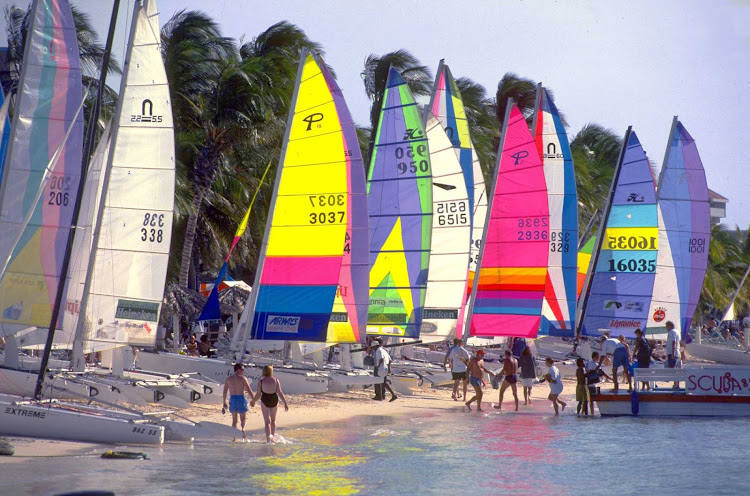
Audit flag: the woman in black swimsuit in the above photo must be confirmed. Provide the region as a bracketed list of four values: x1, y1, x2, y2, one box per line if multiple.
[251, 365, 289, 443]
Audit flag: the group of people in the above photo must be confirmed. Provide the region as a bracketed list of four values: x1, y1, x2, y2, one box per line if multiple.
[442, 338, 568, 415]
[222, 363, 289, 443]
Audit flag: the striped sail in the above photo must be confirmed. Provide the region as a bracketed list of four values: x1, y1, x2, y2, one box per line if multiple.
[248, 53, 352, 342]
[468, 102, 549, 338]
[579, 129, 657, 338]
[322, 57, 369, 344]
[427, 61, 488, 339]
[419, 114, 471, 342]
[533, 86, 578, 336]
[367, 68, 433, 338]
[0, 89, 10, 182]
[71, 0, 174, 350]
[577, 236, 596, 299]
[645, 119, 710, 338]
[0, 0, 83, 338]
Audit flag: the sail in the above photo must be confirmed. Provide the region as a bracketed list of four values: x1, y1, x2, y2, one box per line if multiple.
[427, 61, 488, 339]
[579, 130, 657, 338]
[533, 86, 578, 337]
[322, 58, 369, 345]
[367, 67, 432, 338]
[419, 114, 471, 342]
[72, 0, 174, 350]
[577, 236, 596, 299]
[0, 0, 83, 338]
[247, 53, 352, 342]
[645, 119, 710, 337]
[0, 89, 10, 183]
[468, 102, 549, 339]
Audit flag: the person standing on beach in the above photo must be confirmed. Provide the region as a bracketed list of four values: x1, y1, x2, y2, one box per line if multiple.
[575, 358, 589, 416]
[251, 365, 289, 443]
[598, 335, 631, 392]
[372, 339, 398, 401]
[518, 347, 537, 405]
[666, 321, 680, 389]
[494, 350, 520, 411]
[444, 338, 470, 401]
[222, 363, 254, 442]
[465, 350, 494, 412]
[544, 357, 567, 415]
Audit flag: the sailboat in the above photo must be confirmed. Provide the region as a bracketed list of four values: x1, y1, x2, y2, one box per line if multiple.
[427, 61, 488, 342]
[366, 67, 433, 339]
[576, 128, 658, 338]
[467, 100, 549, 339]
[0, 0, 164, 445]
[645, 118, 710, 338]
[532, 85, 579, 337]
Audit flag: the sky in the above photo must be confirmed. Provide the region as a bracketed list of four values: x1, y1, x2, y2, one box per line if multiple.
[3, 0, 750, 227]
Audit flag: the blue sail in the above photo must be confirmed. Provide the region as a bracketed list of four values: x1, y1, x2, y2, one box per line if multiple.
[0, 89, 9, 183]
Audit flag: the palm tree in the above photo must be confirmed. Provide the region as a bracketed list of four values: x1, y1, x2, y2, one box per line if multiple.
[494, 72, 538, 127]
[361, 49, 432, 161]
[455, 76, 499, 184]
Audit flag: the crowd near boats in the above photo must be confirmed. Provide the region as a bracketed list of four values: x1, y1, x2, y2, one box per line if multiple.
[1, 0, 749, 447]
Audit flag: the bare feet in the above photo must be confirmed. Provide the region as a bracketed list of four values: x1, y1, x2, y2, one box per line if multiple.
[477, 408, 484, 412]
[561, 403, 567, 412]
[493, 404, 502, 410]
[465, 401, 472, 412]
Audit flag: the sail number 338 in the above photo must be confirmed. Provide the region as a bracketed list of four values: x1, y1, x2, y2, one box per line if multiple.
[141, 213, 164, 243]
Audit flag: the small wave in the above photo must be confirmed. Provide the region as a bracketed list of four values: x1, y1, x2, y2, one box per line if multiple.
[370, 428, 403, 437]
[270, 434, 293, 445]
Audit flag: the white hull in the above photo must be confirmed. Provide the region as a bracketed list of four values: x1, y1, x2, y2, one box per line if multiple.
[135, 351, 330, 394]
[596, 391, 750, 417]
[686, 343, 750, 365]
[0, 394, 164, 444]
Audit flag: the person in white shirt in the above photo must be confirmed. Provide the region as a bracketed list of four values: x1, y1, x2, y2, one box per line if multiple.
[372, 339, 397, 402]
[544, 357, 567, 415]
[444, 338, 470, 401]
[598, 335, 631, 392]
[665, 321, 681, 390]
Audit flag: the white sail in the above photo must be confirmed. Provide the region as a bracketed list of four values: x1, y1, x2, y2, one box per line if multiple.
[645, 204, 680, 339]
[420, 115, 471, 342]
[72, 0, 174, 359]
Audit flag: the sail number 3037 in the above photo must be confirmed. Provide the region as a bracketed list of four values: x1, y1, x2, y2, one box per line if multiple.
[308, 194, 345, 224]
[141, 213, 164, 243]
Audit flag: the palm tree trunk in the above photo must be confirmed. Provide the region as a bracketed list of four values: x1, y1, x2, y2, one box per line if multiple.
[178, 187, 206, 287]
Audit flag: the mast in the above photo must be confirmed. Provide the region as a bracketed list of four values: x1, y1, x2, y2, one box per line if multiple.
[573, 127, 632, 339]
[464, 99, 513, 335]
[722, 264, 750, 322]
[578, 209, 599, 249]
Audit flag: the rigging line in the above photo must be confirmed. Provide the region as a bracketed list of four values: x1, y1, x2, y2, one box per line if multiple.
[0, 87, 90, 282]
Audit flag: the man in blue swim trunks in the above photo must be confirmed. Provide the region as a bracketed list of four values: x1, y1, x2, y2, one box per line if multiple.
[465, 350, 494, 412]
[598, 335, 631, 393]
[222, 363, 255, 441]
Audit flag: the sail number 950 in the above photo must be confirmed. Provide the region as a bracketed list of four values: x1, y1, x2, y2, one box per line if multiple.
[308, 194, 345, 224]
[394, 144, 429, 175]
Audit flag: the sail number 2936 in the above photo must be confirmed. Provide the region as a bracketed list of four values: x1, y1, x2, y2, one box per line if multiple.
[141, 213, 164, 243]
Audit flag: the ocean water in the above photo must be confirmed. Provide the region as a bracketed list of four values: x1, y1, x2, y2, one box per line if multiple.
[2, 406, 750, 496]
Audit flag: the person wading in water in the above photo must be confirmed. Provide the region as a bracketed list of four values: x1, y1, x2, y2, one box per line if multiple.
[494, 349, 520, 411]
[222, 363, 254, 442]
[251, 365, 289, 443]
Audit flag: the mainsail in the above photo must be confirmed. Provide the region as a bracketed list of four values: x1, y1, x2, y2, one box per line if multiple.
[367, 68, 433, 338]
[577, 236, 596, 299]
[70, 0, 174, 359]
[645, 119, 710, 337]
[420, 113, 471, 342]
[467, 102, 549, 339]
[577, 129, 657, 338]
[427, 61, 488, 339]
[247, 52, 355, 343]
[533, 85, 578, 337]
[0, 89, 10, 182]
[0, 0, 83, 338]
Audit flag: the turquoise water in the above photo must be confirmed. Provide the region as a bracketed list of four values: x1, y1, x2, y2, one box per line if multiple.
[3, 408, 750, 495]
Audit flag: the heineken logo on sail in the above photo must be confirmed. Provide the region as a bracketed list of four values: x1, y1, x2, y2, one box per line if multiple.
[114, 299, 159, 322]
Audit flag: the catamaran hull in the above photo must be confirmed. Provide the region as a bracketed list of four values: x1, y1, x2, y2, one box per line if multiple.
[135, 351, 330, 394]
[0, 395, 164, 444]
[595, 392, 750, 417]
[686, 343, 750, 365]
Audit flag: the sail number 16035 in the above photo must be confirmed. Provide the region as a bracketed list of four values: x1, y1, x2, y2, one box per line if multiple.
[141, 213, 164, 243]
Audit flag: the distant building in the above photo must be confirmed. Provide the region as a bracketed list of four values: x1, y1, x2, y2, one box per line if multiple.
[709, 189, 728, 225]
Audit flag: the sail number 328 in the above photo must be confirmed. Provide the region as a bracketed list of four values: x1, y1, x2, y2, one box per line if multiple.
[141, 213, 164, 243]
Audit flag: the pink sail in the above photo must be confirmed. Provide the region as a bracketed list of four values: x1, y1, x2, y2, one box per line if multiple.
[467, 102, 549, 338]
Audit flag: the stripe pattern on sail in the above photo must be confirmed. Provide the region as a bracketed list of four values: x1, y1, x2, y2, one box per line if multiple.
[250, 54, 349, 342]
[469, 103, 549, 338]
[367, 68, 432, 338]
[582, 131, 657, 338]
[646, 120, 710, 337]
[0, 89, 10, 183]
[0, 0, 83, 337]
[534, 87, 578, 337]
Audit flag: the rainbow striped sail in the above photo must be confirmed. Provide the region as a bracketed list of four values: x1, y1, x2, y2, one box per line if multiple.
[323, 58, 368, 345]
[0, 0, 82, 338]
[577, 236, 596, 299]
[578, 129, 658, 338]
[428, 61, 488, 339]
[367, 68, 432, 338]
[645, 119, 710, 338]
[0, 89, 10, 183]
[468, 102, 549, 339]
[248, 52, 356, 342]
[533, 85, 578, 337]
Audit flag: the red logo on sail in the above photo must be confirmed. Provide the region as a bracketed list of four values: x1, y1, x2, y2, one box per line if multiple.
[653, 308, 666, 323]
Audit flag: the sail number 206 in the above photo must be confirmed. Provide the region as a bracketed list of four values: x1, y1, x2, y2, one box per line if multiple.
[141, 213, 164, 243]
